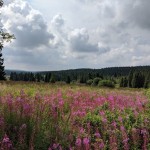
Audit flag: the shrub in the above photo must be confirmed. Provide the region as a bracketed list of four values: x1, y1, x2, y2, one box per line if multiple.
[86, 79, 93, 85]
[98, 80, 115, 88]
[91, 78, 101, 86]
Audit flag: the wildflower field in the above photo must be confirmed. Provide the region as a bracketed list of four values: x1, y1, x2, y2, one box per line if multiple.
[0, 82, 150, 150]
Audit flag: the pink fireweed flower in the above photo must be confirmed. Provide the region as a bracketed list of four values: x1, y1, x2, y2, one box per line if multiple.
[59, 100, 64, 105]
[7, 95, 13, 109]
[144, 118, 149, 124]
[120, 126, 125, 131]
[108, 95, 114, 102]
[80, 127, 85, 134]
[83, 137, 90, 150]
[118, 116, 123, 122]
[122, 138, 129, 143]
[59, 145, 62, 150]
[1, 134, 13, 149]
[141, 129, 147, 135]
[52, 143, 59, 149]
[75, 137, 82, 147]
[141, 129, 149, 150]
[99, 141, 105, 149]
[134, 110, 139, 117]
[99, 111, 105, 116]
[102, 117, 107, 123]
[94, 132, 101, 138]
[83, 137, 90, 145]
[111, 121, 117, 128]
[23, 103, 32, 115]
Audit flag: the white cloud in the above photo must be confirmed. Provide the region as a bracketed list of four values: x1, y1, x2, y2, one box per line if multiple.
[1, 0, 150, 71]
[2, 0, 54, 49]
[51, 14, 64, 28]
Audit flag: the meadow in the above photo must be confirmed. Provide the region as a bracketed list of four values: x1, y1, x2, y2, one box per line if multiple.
[0, 82, 150, 150]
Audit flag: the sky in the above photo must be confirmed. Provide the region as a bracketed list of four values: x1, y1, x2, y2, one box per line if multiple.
[1, 0, 150, 71]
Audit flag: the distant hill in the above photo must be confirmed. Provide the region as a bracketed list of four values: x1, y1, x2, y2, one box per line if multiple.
[6, 66, 150, 77]
[5, 70, 28, 75]
[40, 66, 150, 77]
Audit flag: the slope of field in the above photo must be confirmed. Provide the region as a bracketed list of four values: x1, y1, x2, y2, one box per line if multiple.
[0, 82, 150, 149]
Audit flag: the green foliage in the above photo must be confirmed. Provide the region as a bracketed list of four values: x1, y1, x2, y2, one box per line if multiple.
[146, 89, 150, 99]
[98, 80, 115, 88]
[84, 112, 102, 126]
[50, 74, 55, 83]
[86, 79, 93, 85]
[92, 77, 101, 86]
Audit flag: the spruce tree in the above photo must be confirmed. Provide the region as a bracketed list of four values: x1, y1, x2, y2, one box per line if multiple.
[131, 72, 137, 88]
[66, 75, 71, 84]
[36, 73, 41, 82]
[123, 77, 128, 87]
[0, 44, 5, 80]
[120, 77, 124, 87]
[0, 0, 14, 80]
[88, 73, 92, 80]
[45, 73, 51, 82]
[50, 74, 55, 83]
[0, 1, 5, 80]
[144, 72, 150, 88]
[44, 73, 48, 82]
[47, 73, 51, 82]
[132, 72, 145, 88]
[128, 70, 134, 87]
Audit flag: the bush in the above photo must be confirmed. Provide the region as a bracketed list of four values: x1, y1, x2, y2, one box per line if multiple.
[91, 78, 101, 86]
[86, 79, 93, 85]
[98, 80, 115, 88]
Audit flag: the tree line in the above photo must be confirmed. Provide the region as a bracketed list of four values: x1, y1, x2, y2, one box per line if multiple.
[9, 66, 150, 88]
[120, 69, 150, 88]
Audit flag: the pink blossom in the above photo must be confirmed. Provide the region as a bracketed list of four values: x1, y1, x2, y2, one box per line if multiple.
[83, 137, 90, 150]
[75, 137, 82, 147]
[83, 137, 89, 145]
[94, 132, 101, 138]
[99, 142, 105, 149]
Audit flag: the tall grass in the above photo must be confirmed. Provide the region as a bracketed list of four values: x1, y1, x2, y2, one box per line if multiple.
[0, 82, 150, 149]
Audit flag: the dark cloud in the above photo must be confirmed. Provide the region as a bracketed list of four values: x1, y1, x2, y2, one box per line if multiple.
[122, 0, 150, 29]
[69, 28, 100, 53]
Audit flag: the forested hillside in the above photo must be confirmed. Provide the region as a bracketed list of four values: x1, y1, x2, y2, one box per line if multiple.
[8, 66, 150, 88]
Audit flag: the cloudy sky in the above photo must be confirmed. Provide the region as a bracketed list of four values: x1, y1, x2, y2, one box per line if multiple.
[1, 0, 150, 71]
